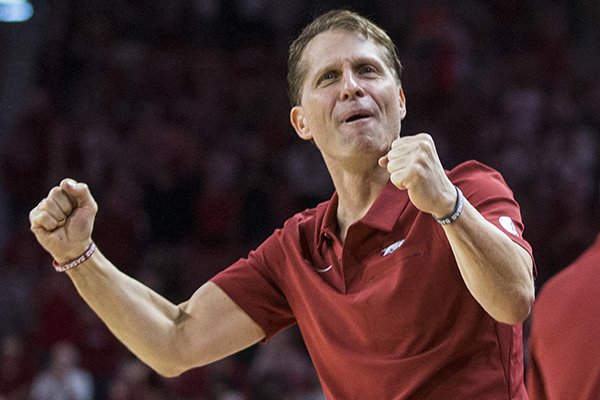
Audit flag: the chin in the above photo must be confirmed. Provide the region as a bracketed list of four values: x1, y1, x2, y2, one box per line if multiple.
[341, 144, 385, 165]
[352, 134, 391, 153]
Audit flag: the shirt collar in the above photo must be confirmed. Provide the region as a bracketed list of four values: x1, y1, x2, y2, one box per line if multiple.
[317, 180, 410, 246]
[316, 191, 339, 248]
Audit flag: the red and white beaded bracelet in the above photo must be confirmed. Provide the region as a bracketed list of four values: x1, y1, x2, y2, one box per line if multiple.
[52, 242, 97, 272]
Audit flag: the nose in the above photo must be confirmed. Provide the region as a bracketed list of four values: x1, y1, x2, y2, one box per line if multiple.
[340, 71, 364, 100]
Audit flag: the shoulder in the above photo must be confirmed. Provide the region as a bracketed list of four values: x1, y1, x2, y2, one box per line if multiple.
[447, 160, 532, 246]
[447, 160, 507, 185]
[255, 200, 327, 255]
[447, 160, 515, 200]
[281, 202, 324, 233]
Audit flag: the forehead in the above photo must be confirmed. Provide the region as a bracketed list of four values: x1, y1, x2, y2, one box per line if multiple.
[301, 30, 388, 76]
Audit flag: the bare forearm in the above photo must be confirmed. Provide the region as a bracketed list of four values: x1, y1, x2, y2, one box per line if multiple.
[66, 249, 187, 375]
[443, 200, 534, 324]
[65, 248, 265, 377]
[30, 179, 264, 377]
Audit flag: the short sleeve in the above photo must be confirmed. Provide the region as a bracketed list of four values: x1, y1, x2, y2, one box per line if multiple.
[449, 161, 535, 267]
[211, 229, 296, 340]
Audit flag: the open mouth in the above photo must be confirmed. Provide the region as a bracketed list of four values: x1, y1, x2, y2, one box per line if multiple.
[345, 113, 371, 123]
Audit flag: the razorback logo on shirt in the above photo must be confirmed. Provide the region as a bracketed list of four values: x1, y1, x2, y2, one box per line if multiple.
[381, 239, 405, 256]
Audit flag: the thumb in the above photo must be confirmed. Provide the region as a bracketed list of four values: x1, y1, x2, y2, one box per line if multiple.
[378, 155, 389, 168]
[59, 178, 95, 210]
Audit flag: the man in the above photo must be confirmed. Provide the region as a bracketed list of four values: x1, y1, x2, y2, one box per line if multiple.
[29, 10, 534, 399]
[527, 234, 600, 399]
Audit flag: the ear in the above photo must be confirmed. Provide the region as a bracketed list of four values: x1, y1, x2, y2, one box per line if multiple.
[290, 106, 313, 141]
[398, 87, 407, 120]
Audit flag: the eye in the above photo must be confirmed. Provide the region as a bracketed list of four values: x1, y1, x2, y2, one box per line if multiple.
[317, 71, 337, 86]
[359, 65, 376, 75]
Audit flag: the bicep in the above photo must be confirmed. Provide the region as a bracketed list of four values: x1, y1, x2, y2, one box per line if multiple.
[175, 281, 266, 369]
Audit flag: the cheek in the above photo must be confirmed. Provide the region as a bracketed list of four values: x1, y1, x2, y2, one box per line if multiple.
[308, 101, 334, 126]
[384, 104, 403, 138]
[387, 96, 403, 123]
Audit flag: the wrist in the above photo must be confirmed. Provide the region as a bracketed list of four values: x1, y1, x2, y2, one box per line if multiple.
[53, 240, 93, 264]
[432, 186, 458, 219]
[433, 186, 464, 225]
[53, 242, 96, 272]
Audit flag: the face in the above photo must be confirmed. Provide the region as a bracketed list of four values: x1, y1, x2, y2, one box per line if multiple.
[290, 30, 406, 163]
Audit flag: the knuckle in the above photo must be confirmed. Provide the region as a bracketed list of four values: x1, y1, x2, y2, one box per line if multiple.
[391, 137, 404, 148]
[29, 214, 41, 228]
[390, 171, 403, 184]
[38, 199, 48, 211]
[416, 141, 429, 153]
[48, 187, 63, 198]
[413, 164, 425, 179]
[388, 159, 404, 174]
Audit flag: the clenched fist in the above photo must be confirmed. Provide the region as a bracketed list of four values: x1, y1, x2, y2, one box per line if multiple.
[378, 133, 457, 219]
[29, 178, 98, 264]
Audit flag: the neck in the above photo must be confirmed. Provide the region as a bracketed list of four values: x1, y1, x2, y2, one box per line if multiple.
[326, 159, 389, 241]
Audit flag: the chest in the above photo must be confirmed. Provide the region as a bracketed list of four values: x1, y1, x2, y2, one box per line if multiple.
[282, 212, 474, 354]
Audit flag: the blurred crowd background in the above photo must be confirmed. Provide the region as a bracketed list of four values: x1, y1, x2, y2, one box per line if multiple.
[1, 0, 599, 399]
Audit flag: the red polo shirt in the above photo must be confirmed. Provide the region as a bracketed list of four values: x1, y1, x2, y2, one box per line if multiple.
[527, 234, 600, 400]
[212, 160, 533, 399]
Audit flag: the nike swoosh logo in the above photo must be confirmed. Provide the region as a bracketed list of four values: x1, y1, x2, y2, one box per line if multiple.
[304, 258, 333, 273]
[315, 265, 333, 273]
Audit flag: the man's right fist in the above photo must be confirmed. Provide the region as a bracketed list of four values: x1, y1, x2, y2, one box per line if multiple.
[29, 178, 98, 264]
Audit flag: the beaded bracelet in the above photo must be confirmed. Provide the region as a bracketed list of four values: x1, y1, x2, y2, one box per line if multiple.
[52, 242, 96, 272]
[433, 186, 464, 225]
